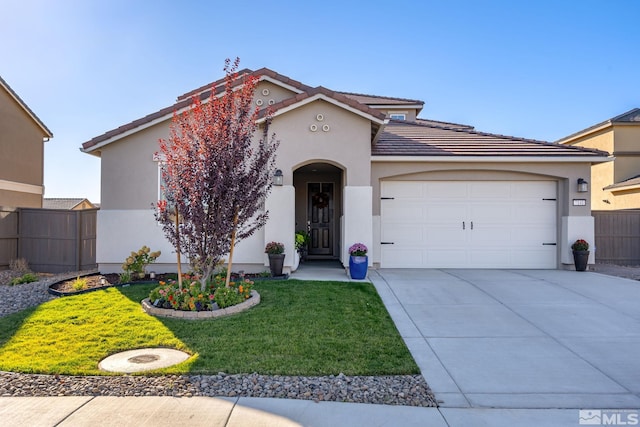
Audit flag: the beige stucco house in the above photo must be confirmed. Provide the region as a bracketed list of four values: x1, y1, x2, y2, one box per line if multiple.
[82, 68, 610, 273]
[558, 108, 640, 210]
[0, 76, 53, 208]
[43, 198, 97, 210]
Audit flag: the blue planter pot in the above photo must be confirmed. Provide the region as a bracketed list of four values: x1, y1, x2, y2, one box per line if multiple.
[349, 255, 368, 280]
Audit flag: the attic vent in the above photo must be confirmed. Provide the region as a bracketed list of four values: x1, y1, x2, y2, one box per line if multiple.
[256, 99, 264, 106]
[310, 124, 318, 132]
[316, 114, 324, 121]
[262, 88, 270, 96]
[268, 99, 275, 105]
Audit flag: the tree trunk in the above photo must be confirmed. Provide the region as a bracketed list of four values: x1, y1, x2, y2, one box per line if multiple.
[225, 207, 239, 288]
[175, 205, 183, 290]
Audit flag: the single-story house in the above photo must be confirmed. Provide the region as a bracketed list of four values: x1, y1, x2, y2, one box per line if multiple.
[43, 198, 98, 210]
[81, 68, 610, 274]
[557, 108, 640, 210]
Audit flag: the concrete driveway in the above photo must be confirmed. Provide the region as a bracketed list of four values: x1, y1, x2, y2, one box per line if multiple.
[370, 269, 640, 409]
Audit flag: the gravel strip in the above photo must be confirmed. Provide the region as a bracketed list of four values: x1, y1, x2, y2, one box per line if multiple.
[0, 270, 97, 318]
[0, 372, 436, 406]
[0, 272, 437, 407]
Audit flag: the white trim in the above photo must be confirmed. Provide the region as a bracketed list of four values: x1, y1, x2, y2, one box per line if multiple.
[371, 155, 612, 163]
[256, 93, 386, 125]
[0, 179, 43, 194]
[259, 76, 305, 95]
[609, 183, 640, 192]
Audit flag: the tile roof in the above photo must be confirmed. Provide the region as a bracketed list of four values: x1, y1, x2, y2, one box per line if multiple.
[604, 174, 640, 191]
[337, 92, 424, 106]
[43, 198, 95, 210]
[415, 118, 474, 130]
[373, 120, 609, 157]
[82, 69, 385, 152]
[0, 75, 53, 138]
[557, 107, 640, 144]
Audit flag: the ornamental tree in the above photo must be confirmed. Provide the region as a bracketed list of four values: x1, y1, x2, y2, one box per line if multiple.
[156, 58, 279, 290]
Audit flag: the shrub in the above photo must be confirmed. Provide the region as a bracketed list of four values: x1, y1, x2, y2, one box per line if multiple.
[122, 245, 161, 276]
[9, 258, 30, 273]
[71, 277, 88, 291]
[10, 273, 39, 286]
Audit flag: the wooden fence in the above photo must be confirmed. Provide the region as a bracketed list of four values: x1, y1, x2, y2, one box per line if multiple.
[593, 210, 640, 265]
[0, 207, 97, 273]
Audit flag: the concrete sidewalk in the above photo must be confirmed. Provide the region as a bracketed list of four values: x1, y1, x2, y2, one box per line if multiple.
[0, 395, 598, 426]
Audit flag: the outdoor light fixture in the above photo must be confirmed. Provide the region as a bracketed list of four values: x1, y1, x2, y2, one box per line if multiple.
[577, 178, 589, 193]
[99, 277, 107, 286]
[273, 169, 283, 186]
[149, 272, 156, 279]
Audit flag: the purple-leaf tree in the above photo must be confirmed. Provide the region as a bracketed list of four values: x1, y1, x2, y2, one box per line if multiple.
[156, 58, 278, 290]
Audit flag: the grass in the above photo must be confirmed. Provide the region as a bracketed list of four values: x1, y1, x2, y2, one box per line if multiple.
[0, 280, 419, 376]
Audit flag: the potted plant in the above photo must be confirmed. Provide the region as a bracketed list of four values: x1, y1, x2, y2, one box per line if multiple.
[295, 230, 310, 262]
[265, 241, 285, 277]
[571, 239, 590, 272]
[348, 243, 368, 280]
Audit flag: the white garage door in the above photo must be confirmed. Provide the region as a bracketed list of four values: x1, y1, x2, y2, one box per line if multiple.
[380, 181, 557, 268]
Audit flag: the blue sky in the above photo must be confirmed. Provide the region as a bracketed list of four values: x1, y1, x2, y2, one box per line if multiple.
[3, 0, 638, 203]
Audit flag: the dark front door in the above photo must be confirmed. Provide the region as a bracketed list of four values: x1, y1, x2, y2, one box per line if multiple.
[308, 182, 334, 257]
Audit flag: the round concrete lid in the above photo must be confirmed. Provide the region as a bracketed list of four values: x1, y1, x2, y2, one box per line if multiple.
[99, 348, 190, 373]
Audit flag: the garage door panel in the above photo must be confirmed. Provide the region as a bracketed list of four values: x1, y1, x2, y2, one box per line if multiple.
[381, 180, 557, 269]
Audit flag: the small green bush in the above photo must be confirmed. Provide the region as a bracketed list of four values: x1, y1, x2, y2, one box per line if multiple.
[10, 273, 39, 286]
[71, 277, 88, 291]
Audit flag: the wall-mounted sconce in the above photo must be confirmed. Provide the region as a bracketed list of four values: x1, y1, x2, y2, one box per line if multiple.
[577, 178, 589, 193]
[149, 271, 156, 280]
[273, 169, 283, 186]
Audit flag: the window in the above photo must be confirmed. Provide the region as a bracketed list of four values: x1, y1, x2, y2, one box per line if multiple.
[389, 113, 406, 120]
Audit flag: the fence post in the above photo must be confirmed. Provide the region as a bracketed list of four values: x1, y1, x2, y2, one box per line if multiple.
[76, 210, 81, 271]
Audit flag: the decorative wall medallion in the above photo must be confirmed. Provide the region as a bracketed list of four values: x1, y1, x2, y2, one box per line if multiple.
[310, 124, 318, 132]
[256, 99, 264, 106]
[316, 114, 324, 121]
[322, 124, 330, 132]
[268, 99, 275, 105]
[262, 88, 270, 96]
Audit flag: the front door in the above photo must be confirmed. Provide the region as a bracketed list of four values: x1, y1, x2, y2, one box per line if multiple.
[308, 182, 334, 257]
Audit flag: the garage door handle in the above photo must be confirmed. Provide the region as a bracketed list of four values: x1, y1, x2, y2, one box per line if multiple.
[542, 243, 557, 246]
[471, 221, 473, 230]
[462, 221, 465, 230]
[381, 242, 394, 245]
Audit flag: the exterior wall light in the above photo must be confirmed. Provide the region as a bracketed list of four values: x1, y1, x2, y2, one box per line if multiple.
[149, 271, 156, 279]
[577, 178, 589, 193]
[273, 169, 283, 186]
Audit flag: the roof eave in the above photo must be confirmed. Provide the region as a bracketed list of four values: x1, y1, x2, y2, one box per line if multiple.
[0, 76, 53, 138]
[371, 155, 613, 163]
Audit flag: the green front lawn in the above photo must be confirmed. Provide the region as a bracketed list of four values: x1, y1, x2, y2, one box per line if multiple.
[0, 280, 419, 376]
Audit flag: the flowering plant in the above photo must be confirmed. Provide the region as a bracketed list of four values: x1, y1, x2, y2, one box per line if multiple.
[571, 239, 589, 251]
[122, 245, 161, 275]
[265, 241, 285, 254]
[149, 273, 253, 311]
[349, 243, 368, 256]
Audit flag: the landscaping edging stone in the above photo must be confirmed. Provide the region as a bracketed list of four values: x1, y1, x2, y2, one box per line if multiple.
[141, 290, 260, 319]
[48, 278, 159, 297]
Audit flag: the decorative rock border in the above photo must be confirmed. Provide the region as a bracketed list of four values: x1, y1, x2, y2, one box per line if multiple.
[141, 290, 260, 319]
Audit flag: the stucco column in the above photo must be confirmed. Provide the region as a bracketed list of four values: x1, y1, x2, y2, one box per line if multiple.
[561, 216, 595, 268]
[264, 185, 296, 271]
[342, 186, 373, 267]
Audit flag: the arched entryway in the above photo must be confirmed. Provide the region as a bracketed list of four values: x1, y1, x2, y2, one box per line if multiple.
[293, 162, 344, 260]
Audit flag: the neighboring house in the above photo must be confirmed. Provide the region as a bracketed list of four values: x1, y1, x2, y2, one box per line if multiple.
[557, 108, 640, 210]
[0, 76, 53, 208]
[82, 68, 610, 273]
[43, 198, 97, 210]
